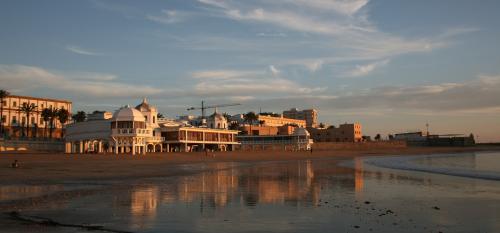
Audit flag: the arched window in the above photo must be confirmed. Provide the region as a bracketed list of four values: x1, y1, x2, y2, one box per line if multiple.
[153, 116, 156, 123]
[217, 123, 221, 128]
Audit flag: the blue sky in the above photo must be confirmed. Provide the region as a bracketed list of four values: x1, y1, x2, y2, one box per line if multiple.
[1, 0, 500, 141]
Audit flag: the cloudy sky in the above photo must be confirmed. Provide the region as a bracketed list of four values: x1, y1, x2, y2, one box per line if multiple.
[1, 0, 499, 141]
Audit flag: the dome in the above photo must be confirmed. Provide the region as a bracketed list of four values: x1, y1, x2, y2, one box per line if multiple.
[135, 98, 152, 112]
[293, 127, 310, 136]
[112, 106, 146, 122]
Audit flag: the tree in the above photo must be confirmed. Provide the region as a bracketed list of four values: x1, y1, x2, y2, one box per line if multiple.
[0, 89, 10, 136]
[72, 111, 86, 123]
[41, 108, 51, 138]
[46, 108, 58, 139]
[229, 121, 240, 130]
[157, 113, 165, 118]
[243, 112, 258, 135]
[388, 134, 394, 140]
[19, 103, 37, 138]
[259, 120, 265, 126]
[223, 112, 231, 121]
[319, 122, 325, 128]
[57, 108, 70, 138]
[374, 134, 381, 141]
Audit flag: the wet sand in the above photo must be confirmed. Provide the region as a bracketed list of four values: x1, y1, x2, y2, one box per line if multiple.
[0, 146, 498, 185]
[1, 147, 500, 233]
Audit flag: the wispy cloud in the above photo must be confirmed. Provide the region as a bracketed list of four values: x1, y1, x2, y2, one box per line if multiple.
[147, 9, 191, 24]
[66, 45, 103, 56]
[344, 59, 389, 77]
[269, 65, 280, 75]
[0, 64, 161, 99]
[195, 0, 474, 74]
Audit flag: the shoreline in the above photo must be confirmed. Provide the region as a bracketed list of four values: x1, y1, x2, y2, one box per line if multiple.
[1, 146, 499, 185]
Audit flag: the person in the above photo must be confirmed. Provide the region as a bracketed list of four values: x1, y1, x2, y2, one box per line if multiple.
[11, 160, 19, 168]
[310, 148, 313, 154]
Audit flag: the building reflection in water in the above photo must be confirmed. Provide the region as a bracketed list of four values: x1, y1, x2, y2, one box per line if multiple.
[354, 157, 364, 196]
[125, 159, 373, 227]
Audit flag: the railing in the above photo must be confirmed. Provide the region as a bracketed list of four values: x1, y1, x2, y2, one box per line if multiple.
[112, 128, 151, 135]
[147, 136, 164, 142]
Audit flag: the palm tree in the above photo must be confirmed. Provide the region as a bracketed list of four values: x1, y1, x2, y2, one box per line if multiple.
[47, 108, 58, 139]
[19, 103, 37, 138]
[41, 108, 51, 138]
[57, 108, 70, 138]
[374, 133, 381, 141]
[72, 111, 86, 123]
[243, 111, 258, 135]
[0, 90, 10, 136]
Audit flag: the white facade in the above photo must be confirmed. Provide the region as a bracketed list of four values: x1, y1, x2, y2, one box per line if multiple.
[65, 101, 163, 155]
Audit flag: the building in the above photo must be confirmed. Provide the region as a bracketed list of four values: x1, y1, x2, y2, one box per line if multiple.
[236, 128, 313, 151]
[206, 109, 228, 129]
[161, 126, 239, 152]
[309, 123, 362, 142]
[239, 125, 296, 136]
[1, 94, 72, 138]
[257, 115, 306, 128]
[65, 99, 239, 154]
[283, 108, 318, 128]
[393, 131, 475, 147]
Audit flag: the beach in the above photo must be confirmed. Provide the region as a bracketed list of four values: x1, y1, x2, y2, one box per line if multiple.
[0, 146, 496, 185]
[1, 146, 500, 233]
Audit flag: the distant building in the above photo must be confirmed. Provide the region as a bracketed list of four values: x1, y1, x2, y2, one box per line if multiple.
[393, 131, 475, 147]
[1, 94, 72, 138]
[394, 132, 426, 142]
[257, 115, 306, 128]
[309, 123, 362, 142]
[283, 108, 318, 128]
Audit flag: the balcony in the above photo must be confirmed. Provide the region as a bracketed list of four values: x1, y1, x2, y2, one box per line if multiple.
[112, 128, 151, 136]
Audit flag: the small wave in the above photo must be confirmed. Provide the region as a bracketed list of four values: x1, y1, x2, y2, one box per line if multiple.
[365, 155, 500, 181]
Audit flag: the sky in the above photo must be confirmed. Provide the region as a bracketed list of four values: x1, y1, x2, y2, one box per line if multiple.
[1, 0, 499, 142]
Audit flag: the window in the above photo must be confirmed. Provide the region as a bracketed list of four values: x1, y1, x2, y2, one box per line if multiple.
[22, 117, 26, 124]
[41, 104, 44, 108]
[1, 115, 5, 123]
[31, 117, 35, 124]
[1, 100, 5, 106]
[13, 101, 17, 107]
[145, 116, 148, 122]
[153, 116, 156, 123]
[40, 118, 44, 125]
[12, 116, 17, 124]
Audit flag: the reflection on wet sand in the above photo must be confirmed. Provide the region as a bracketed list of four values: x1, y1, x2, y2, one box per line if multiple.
[0, 185, 64, 202]
[125, 160, 364, 227]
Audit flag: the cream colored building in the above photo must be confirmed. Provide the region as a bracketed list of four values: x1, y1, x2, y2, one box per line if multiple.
[1, 94, 72, 138]
[257, 115, 306, 128]
[309, 123, 363, 142]
[283, 108, 318, 128]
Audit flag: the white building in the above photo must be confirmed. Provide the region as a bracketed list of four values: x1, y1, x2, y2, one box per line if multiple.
[65, 99, 163, 155]
[65, 99, 238, 155]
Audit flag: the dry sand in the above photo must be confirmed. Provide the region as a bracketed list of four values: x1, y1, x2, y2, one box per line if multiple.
[1, 146, 498, 185]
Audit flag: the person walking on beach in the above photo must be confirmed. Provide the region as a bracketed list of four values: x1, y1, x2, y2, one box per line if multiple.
[10, 160, 19, 168]
[310, 148, 313, 154]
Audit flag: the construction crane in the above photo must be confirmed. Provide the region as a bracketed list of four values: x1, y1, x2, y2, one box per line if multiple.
[187, 101, 241, 120]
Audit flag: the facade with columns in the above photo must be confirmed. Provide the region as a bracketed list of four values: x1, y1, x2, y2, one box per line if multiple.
[65, 99, 163, 155]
